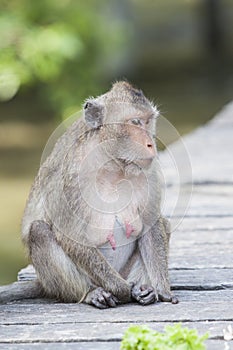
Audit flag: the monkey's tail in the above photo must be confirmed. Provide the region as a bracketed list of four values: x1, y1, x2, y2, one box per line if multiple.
[0, 280, 44, 303]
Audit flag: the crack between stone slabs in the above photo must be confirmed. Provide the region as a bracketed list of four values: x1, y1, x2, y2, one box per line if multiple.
[168, 214, 233, 218]
[0, 331, 229, 344]
[1, 318, 233, 327]
[171, 285, 233, 291]
[166, 181, 233, 187]
[176, 227, 233, 232]
[169, 267, 233, 270]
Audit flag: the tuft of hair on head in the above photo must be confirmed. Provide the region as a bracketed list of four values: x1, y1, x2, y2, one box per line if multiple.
[109, 80, 151, 106]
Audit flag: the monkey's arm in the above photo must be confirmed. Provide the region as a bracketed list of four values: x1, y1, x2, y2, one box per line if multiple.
[60, 239, 132, 303]
[138, 218, 177, 303]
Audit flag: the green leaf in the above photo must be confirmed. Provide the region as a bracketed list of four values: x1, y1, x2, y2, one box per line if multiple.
[121, 323, 209, 350]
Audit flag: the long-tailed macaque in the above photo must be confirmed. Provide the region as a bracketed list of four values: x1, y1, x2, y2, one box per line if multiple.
[0, 82, 178, 308]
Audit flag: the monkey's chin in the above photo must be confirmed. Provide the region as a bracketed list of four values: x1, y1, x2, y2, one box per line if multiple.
[134, 158, 154, 169]
[123, 159, 153, 176]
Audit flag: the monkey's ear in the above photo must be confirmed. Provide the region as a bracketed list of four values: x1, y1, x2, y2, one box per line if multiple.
[84, 100, 104, 129]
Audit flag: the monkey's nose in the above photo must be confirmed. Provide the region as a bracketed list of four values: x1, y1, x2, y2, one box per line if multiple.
[146, 142, 156, 157]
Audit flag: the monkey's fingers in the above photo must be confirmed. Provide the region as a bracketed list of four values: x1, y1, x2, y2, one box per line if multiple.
[91, 288, 119, 309]
[102, 291, 119, 308]
[131, 285, 146, 299]
[91, 287, 108, 309]
[140, 284, 153, 291]
[139, 285, 154, 295]
[92, 300, 109, 309]
[139, 291, 156, 305]
[131, 285, 156, 305]
[138, 285, 156, 305]
[131, 285, 141, 300]
[136, 289, 152, 298]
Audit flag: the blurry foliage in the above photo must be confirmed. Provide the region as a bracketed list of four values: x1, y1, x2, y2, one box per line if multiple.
[0, 0, 129, 118]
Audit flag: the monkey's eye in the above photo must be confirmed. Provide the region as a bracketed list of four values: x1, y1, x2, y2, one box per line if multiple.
[131, 118, 142, 126]
[84, 102, 91, 109]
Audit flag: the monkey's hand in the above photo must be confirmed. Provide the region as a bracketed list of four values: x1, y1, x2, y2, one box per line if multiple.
[88, 287, 119, 309]
[131, 284, 156, 305]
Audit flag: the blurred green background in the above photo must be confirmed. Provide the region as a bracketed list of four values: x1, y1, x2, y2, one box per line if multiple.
[0, 0, 233, 285]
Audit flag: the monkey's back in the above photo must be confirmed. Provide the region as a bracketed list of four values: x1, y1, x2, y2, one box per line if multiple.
[21, 116, 89, 245]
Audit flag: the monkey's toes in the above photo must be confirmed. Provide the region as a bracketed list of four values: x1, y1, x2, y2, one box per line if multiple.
[91, 287, 119, 309]
[171, 296, 179, 304]
[158, 292, 179, 304]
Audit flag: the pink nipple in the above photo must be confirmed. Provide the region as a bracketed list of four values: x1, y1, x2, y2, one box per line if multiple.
[125, 221, 135, 239]
[107, 232, 116, 250]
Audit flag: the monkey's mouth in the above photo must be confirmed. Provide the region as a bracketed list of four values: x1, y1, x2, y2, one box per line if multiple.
[121, 157, 154, 169]
[134, 158, 154, 168]
[118, 156, 154, 170]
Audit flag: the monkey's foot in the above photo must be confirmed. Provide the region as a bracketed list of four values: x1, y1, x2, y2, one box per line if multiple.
[89, 287, 119, 309]
[131, 284, 156, 305]
[158, 291, 179, 304]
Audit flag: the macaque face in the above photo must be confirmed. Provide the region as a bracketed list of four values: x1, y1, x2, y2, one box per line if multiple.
[110, 110, 157, 169]
[124, 114, 156, 168]
[84, 82, 158, 170]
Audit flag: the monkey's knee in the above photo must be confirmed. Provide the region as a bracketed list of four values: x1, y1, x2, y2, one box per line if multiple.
[28, 220, 90, 302]
[29, 220, 51, 237]
[28, 220, 53, 251]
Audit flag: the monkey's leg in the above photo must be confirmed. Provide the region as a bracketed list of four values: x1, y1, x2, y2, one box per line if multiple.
[29, 220, 132, 306]
[138, 218, 178, 304]
[29, 220, 92, 302]
[120, 248, 156, 306]
[58, 237, 132, 305]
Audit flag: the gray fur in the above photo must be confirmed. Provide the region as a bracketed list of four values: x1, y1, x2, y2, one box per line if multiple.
[0, 81, 176, 306]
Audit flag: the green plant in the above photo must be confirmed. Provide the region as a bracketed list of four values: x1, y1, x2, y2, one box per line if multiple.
[121, 323, 208, 350]
[0, 0, 130, 118]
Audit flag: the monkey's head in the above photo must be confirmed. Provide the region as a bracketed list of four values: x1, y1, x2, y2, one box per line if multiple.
[84, 81, 158, 171]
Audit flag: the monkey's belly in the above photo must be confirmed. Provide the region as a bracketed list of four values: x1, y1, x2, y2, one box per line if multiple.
[99, 239, 136, 272]
[87, 212, 143, 247]
[97, 215, 139, 272]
